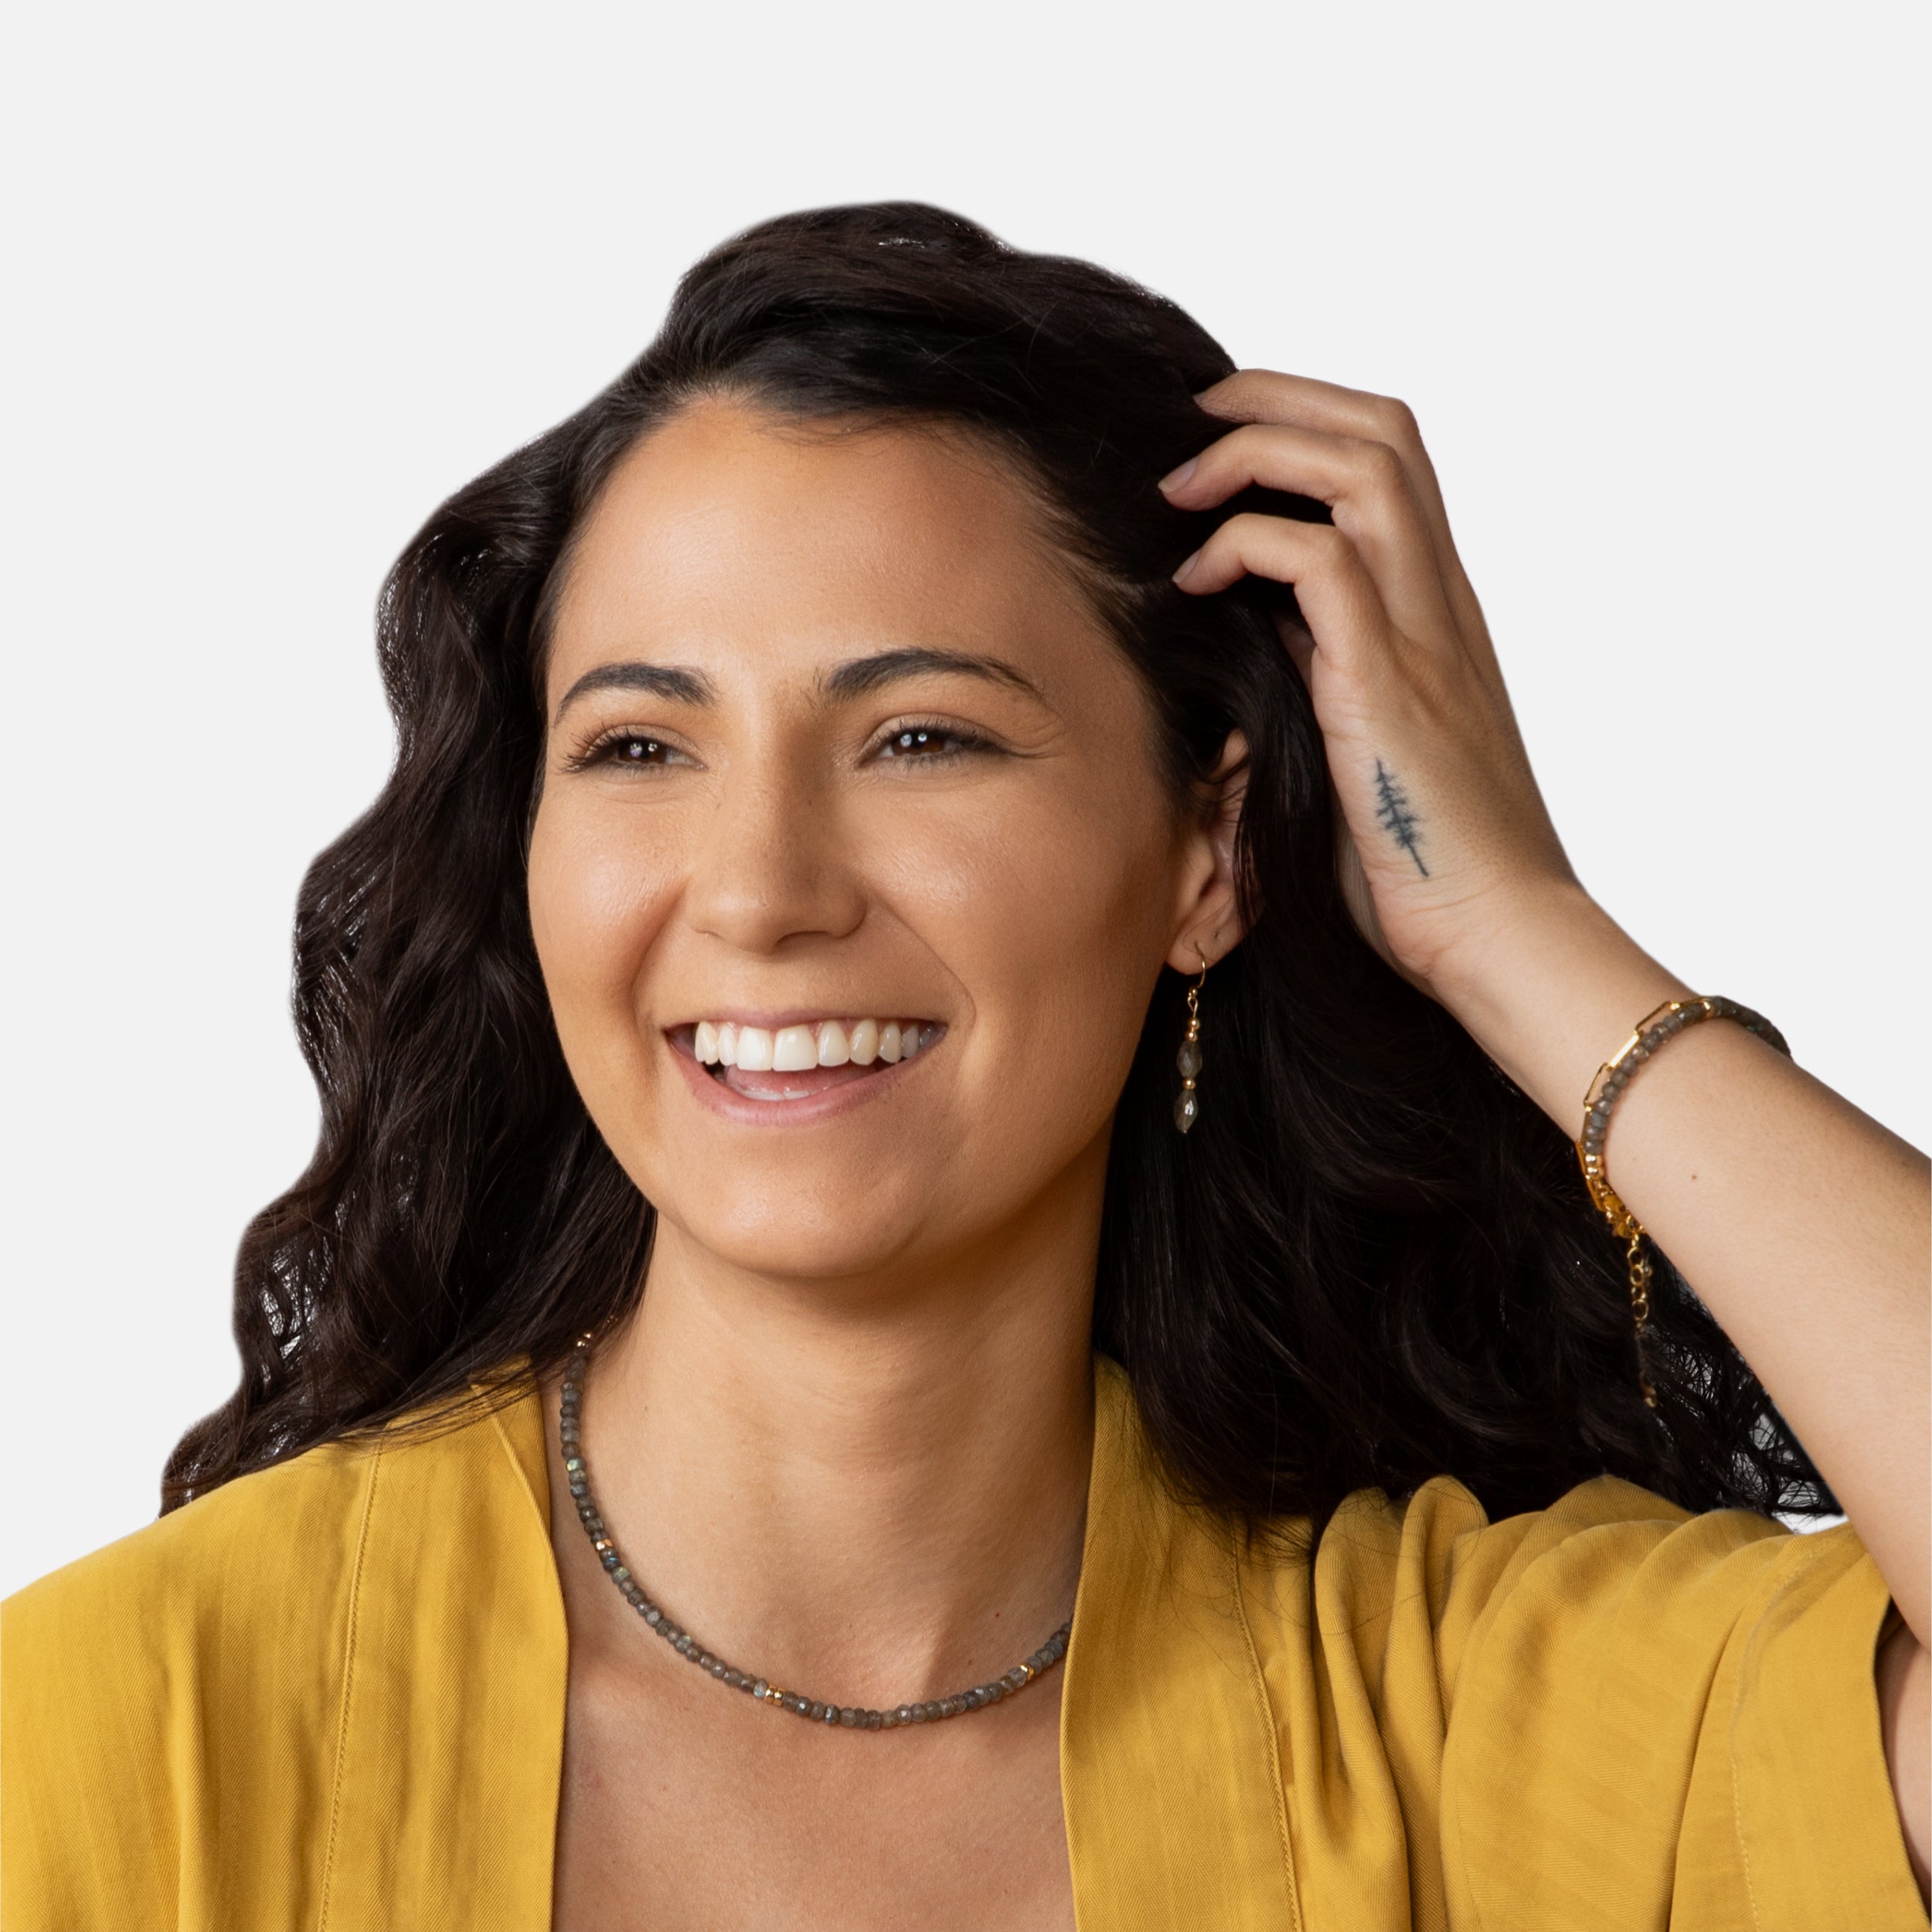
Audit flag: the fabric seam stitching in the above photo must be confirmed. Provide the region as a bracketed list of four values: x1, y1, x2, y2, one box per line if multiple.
[316, 1440, 383, 1932]
[1232, 1535, 1304, 1932]
[481, 1380, 549, 1529]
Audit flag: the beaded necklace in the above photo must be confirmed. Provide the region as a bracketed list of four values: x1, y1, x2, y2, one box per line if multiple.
[560, 1335, 1073, 1730]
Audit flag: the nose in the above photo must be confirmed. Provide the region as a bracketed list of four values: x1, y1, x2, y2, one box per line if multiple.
[681, 757, 868, 955]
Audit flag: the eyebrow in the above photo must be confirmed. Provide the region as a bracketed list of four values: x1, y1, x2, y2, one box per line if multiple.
[553, 647, 1045, 726]
[553, 661, 715, 724]
[818, 648, 1044, 703]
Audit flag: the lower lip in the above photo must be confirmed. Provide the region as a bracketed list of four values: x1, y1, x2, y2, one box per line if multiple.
[667, 1033, 941, 1125]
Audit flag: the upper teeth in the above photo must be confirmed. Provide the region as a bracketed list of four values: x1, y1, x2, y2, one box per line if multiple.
[693, 1019, 928, 1071]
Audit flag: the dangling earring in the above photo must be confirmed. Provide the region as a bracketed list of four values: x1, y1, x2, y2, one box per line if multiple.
[1174, 952, 1207, 1134]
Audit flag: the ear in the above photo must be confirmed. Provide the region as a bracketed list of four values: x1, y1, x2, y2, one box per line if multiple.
[1166, 730, 1250, 975]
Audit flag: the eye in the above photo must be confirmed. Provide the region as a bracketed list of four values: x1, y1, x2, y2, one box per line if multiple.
[872, 723, 995, 763]
[607, 735, 672, 765]
[568, 730, 692, 771]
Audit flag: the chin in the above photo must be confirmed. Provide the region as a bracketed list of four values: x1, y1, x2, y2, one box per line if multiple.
[654, 1193, 934, 1288]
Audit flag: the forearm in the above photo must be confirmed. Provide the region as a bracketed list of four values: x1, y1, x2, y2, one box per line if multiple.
[1169, 366, 1930, 1887]
[1441, 883, 1931, 1641]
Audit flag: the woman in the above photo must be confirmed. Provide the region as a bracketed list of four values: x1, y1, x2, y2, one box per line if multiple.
[4, 202, 1924, 1928]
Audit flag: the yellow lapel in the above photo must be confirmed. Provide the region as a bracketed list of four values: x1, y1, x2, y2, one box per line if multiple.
[318, 1363, 1299, 1929]
[319, 1387, 566, 1928]
[1061, 1362, 1301, 1930]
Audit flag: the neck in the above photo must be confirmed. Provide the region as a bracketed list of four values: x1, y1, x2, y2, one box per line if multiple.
[560, 1145, 1103, 1706]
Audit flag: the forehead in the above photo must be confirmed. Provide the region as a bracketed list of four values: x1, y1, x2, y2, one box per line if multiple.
[546, 400, 1108, 692]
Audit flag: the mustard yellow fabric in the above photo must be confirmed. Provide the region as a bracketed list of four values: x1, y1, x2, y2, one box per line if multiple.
[4, 1360, 1919, 1928]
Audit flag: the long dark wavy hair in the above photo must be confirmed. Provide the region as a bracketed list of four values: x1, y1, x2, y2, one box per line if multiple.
[164, 202, 1830, 1530]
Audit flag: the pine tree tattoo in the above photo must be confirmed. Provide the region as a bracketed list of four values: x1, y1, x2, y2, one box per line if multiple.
[1372, 760, 1429, 876]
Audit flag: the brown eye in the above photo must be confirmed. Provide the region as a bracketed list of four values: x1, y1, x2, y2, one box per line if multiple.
[577, 732, 690, 770]
[875, 725, 990, 760]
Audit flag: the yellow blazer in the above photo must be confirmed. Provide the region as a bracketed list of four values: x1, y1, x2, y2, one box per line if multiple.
[3, 1360, 1918, 1927]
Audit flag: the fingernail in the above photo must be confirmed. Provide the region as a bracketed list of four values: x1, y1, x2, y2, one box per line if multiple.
[1172, 549, 1201, 584]
[1158, 458, 1197, 495]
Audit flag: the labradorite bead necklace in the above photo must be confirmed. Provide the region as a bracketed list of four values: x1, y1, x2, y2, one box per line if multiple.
[559, 1335, 1073, 1730]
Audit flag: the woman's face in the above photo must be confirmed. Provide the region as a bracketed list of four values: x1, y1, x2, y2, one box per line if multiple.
[529, 400, 1226, 1287]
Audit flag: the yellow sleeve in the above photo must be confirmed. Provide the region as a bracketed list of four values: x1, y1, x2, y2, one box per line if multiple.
[1432, 1477, 1920, 1930]
[1242, 1475, 1920, 1931]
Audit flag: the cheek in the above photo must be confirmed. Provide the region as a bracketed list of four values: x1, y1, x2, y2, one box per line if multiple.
[913, 776, 1182, 1145]
[526, 798, 679, 1069]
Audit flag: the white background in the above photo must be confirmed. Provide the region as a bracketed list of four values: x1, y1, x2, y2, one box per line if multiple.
[3, 3, 1924, 1597]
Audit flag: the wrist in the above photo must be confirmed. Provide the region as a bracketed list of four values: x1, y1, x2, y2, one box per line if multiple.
[1426, 884, 1689, 1134]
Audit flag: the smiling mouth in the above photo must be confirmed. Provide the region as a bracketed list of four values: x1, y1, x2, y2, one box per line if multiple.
[672, 1017, 942, 1103]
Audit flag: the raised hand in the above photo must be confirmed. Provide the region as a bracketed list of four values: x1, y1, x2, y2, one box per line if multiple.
[1162, 368, 1575, 1005]
[1163, 372, 1927, 1886]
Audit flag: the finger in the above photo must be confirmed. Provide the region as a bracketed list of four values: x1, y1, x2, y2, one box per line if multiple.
[1197, 367, 1407, 437]
[1198, 372, 1467, 590]
[1160, 421, 1456, 646]
[1174, 513, 1392, 679]
[1196, 372, 1439, 523]
[1195, 369, 1495, 681]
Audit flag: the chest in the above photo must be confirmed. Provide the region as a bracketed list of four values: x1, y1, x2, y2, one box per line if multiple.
[550, 1651, 1077, 1932]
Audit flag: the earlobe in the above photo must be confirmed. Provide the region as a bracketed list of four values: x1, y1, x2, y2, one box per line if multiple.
[1168, 923, 1244, 978]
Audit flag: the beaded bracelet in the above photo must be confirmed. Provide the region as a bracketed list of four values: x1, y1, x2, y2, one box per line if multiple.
[1577, 995, 1791, 1408]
